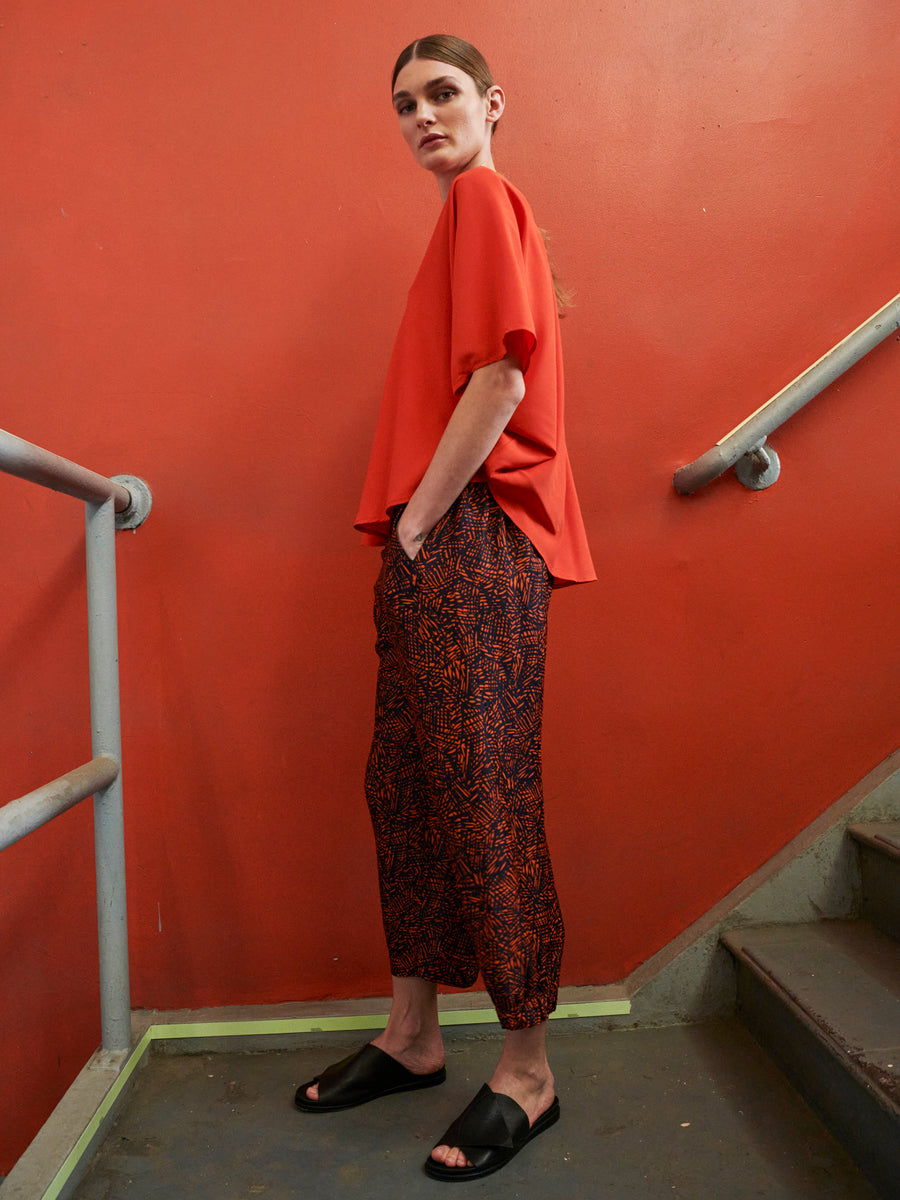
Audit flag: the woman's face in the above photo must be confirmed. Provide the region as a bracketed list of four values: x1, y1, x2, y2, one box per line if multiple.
[392, 57, 502, 183]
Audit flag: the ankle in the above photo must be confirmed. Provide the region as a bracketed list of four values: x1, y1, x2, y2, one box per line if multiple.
[491, 1026, 553, 1091]
[492, 1061, 553, 1090]
[372, 1025, 445, 1075]
[383, 979, 440, 1040]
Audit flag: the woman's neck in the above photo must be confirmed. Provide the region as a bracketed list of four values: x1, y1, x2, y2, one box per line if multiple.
[434, 148, 496, 203]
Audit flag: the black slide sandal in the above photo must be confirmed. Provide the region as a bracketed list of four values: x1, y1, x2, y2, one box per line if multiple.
[424, 1084, 560, 1181]
[294, 1043, 446, 1113]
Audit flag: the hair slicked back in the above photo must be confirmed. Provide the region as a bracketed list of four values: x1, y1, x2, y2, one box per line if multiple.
[392, 35, 494, 95]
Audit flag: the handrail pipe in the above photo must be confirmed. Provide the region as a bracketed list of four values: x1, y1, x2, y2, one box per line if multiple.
[0, 428, 152, 1055]
[674, 292, 900, 494]
[86, 494, 132, 1052]
[0, 756, 119, 851]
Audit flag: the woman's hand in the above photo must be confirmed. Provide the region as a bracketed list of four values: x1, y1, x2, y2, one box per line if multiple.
[397, 510, 428, 560]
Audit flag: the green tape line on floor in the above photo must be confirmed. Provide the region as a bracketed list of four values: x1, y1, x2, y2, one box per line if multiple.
[144, 999, 630, 1042]
[148, 1015, 389, 1038]
[553, 1001, 631, 1018]
[44, 1030, 154, 1200]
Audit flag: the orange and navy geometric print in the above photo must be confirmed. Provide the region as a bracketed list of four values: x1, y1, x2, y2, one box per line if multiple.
[365, 484, 564, 1030]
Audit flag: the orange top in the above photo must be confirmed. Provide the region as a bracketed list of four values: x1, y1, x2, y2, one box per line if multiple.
[354, 166, 595, 587]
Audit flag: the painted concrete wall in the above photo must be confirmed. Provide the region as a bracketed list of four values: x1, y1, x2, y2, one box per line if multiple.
[2, 0, 898, 1172]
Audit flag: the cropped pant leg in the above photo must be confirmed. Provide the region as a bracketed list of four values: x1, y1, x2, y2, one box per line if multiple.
[364, 484, 564, 1031]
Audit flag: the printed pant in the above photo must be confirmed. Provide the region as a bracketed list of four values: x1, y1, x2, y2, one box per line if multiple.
[365, 484, 564, 1030]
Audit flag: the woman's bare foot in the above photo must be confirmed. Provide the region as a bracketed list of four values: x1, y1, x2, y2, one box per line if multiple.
[430, 1021, 554, 1170]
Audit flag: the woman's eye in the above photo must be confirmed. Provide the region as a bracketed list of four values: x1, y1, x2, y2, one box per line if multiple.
[397, 102, 414, 115]
[436, 90, 456, 101]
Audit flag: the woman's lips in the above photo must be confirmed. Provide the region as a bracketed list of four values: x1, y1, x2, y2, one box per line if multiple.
[419, 133, 446, 149]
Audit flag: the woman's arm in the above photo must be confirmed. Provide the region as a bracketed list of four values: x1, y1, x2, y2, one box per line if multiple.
[396, 353, 524, 558]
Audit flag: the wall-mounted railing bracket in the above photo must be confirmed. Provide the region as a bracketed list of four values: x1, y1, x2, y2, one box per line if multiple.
[734, 438, 781, 491]
[112, 474, 153, 530]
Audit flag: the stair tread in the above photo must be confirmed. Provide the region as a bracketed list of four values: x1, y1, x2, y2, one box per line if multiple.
[847, 821, 900, 857]
[722, 920, 900, 1094]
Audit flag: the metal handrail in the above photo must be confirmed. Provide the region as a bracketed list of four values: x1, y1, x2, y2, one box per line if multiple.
[673, 292, 900, 494]
[0, 427, 132, 509]
[0, 429, 152, 1055]
[0, 756, 119, 850]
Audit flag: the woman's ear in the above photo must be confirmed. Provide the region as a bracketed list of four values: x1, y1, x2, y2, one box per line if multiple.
[485, 84, 506, 126]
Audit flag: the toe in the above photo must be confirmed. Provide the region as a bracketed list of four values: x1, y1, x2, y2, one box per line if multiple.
[306, 1083, 319, 1102]
[432, 1145, 471, 1169]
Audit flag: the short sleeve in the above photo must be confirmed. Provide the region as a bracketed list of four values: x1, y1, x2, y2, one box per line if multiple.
[448, 170, 537, 397]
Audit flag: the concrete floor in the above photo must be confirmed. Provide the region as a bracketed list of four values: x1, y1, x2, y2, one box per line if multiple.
[70, 1020, 880, 1200]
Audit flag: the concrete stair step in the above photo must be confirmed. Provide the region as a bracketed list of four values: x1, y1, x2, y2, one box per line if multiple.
[722, 919, 900, 1199]
[848, 822, 900, 942]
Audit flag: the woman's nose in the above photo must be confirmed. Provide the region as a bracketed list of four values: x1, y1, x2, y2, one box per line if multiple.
[417, 103, 435, 126]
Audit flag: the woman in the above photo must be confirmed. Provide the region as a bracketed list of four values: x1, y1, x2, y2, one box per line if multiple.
[295, 36, 595, 1181]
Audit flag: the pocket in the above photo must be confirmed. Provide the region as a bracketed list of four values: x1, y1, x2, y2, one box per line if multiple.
[401, 531, 428, 565]
[385, 525, 418, 585]
[389, 505, 426, 568]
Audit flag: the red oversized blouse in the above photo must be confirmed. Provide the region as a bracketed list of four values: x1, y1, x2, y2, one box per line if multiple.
[354, 166, 595, 587]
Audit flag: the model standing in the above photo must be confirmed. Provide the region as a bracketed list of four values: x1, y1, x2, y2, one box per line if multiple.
[296, 35, 595, 1182]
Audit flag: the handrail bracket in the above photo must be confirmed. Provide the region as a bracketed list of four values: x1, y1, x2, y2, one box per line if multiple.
[734, 437, 781, 491]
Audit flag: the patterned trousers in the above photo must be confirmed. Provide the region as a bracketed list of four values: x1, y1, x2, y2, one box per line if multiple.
[365, 484, 564, 1030]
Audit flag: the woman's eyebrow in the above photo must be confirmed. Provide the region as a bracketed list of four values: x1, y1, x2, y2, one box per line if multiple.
[392, 76, 456, 104]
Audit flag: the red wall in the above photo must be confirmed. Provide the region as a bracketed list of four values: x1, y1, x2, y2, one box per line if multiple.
[2, 0, 898, 1172]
